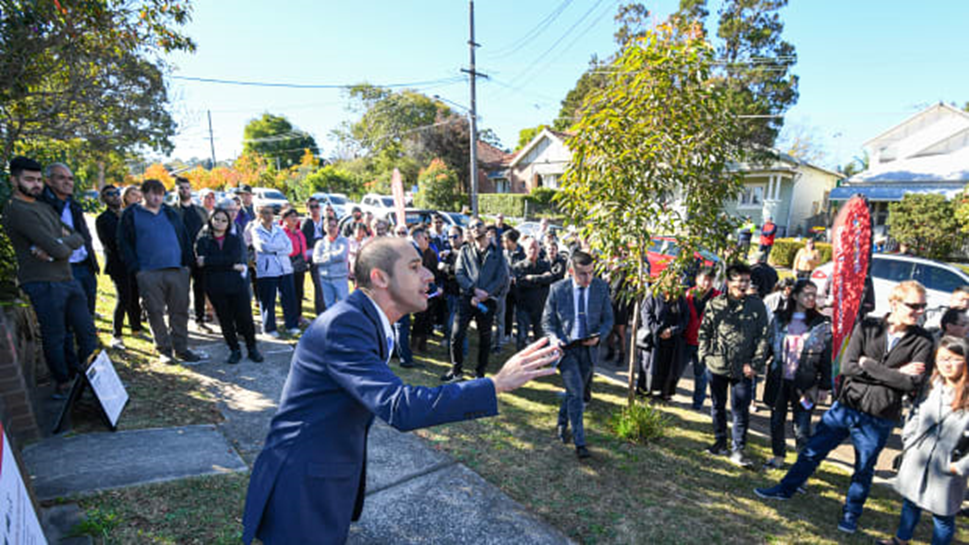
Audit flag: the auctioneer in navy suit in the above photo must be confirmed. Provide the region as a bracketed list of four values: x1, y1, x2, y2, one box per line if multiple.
[541, 277, 613, 448]
[242, 289, 498, 544]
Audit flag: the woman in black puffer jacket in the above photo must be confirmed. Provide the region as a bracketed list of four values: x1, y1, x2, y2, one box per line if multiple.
[763, 279, 832, 469]
[195, 208, 263, 364]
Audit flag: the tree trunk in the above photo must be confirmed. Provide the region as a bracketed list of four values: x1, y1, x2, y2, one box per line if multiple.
[626, 295, 640, 407]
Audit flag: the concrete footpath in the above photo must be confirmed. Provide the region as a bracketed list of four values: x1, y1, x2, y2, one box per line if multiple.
[24, 325, 572, 544]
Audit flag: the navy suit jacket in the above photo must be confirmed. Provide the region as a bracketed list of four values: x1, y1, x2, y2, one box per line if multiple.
[242, 289, 499, 544]
[541, 277, 614, 349]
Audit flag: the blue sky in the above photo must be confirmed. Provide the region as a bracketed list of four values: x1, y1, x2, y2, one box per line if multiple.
[164, 1, 969, 171]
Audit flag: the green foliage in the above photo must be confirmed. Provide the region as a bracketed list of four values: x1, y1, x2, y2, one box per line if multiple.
[293, 165, 364, 204]
[243, 114, 319, 170]
[516, 124, 550, 150]
[479, 194, 528, 218]
[767, 238, 832, 268]
[560, 20, 744, 301]
[71, 507, 121, 539]
[0, 1, 195, 164]
[414, 159, 463, 211]
[675, 0, 799, 148]
[610, 401, 671, 444]
[888, 193, 960, 260]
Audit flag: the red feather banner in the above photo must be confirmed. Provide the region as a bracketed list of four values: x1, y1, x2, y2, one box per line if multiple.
[830, 196, 873, 388]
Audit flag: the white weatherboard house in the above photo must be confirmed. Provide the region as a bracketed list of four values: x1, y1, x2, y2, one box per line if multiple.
[504, 128, 839, 235]
[831, 103, 969, 234]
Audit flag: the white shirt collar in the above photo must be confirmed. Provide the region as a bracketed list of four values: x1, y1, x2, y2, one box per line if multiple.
[361, 291, 393, 352]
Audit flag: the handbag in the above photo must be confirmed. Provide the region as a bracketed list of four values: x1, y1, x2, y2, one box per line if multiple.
[951, 426, 969, 464]
[290, 252, 309, 273]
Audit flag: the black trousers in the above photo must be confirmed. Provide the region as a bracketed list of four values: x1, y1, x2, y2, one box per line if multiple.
[292, 269, 306, 317]
[190, 265, 206, 321]
[450, 297, 495, 376]
[208, 289, 257, 351]
[109, 272, 143, 337]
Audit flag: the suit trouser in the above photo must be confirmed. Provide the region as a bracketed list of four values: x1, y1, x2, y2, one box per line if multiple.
[109, 272, 143, 337]
[492, 294, 507, 349]
[21, 279, 98, 385]
[308, 264, 326, 315]
[515, 301, 543, 350]
[190, 264, 206, 322]
[137, 267, 191, 354]
[558, 346, 594, 447]
[450, 297, 495, 375]
[71, 263, 97, 315]
[209, 289, 257, 352]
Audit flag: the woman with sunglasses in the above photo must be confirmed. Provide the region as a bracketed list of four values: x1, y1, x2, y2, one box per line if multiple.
[878, 336, 969, 545]
[762, 279, 832, 469]
[195, 208, 263, 364]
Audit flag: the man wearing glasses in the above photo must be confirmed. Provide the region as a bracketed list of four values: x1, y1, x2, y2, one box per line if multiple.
[301, 197, 327, 314]
[756, 280, 934, 535]
[443, 219, 508, 381]
[698, 262, 769, 468]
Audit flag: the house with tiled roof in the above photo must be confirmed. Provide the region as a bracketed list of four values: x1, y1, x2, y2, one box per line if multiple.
[831, 103, 969, 233]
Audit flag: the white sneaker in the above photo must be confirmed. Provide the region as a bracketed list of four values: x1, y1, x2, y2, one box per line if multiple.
[110, 337, 126, 350]
[264, 331, 281, 339]
[286, 328, 301, 336]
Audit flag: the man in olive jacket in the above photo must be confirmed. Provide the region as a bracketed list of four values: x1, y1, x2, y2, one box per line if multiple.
[756, 280, 934, 536]
[698, 262, 769, 468]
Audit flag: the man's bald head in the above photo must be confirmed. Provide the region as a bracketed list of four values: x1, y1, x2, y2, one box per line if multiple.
[354, 237, 411, 290]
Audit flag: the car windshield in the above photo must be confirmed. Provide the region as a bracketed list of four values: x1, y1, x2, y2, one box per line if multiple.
[328, 195, 347, 205]
[263, 190, 286, 200]
[381, 197, 394, 207]
[447, 213, 469, 227]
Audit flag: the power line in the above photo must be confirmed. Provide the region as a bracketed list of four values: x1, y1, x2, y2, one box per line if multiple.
[484, 0, 575, 59]
[170, 75, 466, 90]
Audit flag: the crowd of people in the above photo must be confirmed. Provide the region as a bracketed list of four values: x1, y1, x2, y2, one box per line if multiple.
[5, 154, 969, 543]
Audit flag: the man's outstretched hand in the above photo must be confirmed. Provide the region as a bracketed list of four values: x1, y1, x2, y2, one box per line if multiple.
[491, 338, 561, 394]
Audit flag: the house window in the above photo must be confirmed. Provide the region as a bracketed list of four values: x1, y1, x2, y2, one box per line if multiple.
[494, 179, 510, 193]
[738, 185, 764, 208]
[540, 174, 559, 190]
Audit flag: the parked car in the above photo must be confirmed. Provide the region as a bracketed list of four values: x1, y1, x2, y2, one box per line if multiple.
[812, 253, 969, 319]
[646, 236, 719, 277]
[251, 187, 290, 214]
[311, 192, 350, 218]
[360, 193, 395, 217]
[515, 221, 564, 241]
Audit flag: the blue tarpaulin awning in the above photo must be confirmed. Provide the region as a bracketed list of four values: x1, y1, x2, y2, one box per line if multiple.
[829, 183, 964, 202]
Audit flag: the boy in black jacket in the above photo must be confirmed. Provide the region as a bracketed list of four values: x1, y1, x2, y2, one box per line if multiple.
[756, 280, 934, 535]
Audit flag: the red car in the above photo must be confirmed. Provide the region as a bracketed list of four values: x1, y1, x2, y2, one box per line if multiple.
[646, 236, 719, 277]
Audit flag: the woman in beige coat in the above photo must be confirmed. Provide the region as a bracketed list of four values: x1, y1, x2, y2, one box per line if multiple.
[879, 335, 969, 545]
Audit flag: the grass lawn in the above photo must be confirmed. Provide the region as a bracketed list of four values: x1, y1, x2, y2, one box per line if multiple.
[69, 272, 965, 544]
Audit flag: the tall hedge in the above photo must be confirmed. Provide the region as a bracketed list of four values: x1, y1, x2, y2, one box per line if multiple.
[768, 238, 833, 268]
[478, 188, 560, 218]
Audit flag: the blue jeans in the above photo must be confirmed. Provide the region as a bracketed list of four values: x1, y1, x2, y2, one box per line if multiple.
[515, 303, 543, 350]
[394, 314, 412, 365]
[256, 274, 299, 333]
[558, 346, 594, 447]
[319, 277, 349, 309]
[71, 263, 97, 315]
[450, 297, 495, 376]
[779, 401, 895, 520]
[709, 372, 753, 452]
[896, 497, 956, 545]
[769, 379, 814, 458]
[21, 280, 98, 385]
[687, 345, 706, 409]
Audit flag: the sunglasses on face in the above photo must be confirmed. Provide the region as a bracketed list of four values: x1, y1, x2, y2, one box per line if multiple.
[102, 191, 119, 197]
[901, 302, 927, 311]
[309, 204, 320, 209]
[448, 234, 460, 239]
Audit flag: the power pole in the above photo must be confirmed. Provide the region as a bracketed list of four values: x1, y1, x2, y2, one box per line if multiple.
[461, 0, 487, 216]
[207, 110, 217, 169]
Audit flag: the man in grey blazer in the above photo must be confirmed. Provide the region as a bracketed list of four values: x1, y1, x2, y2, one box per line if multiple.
[542, 250, 614, 459]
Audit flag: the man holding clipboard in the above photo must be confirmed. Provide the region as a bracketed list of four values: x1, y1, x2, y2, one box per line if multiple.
[542, 251, 614, 459]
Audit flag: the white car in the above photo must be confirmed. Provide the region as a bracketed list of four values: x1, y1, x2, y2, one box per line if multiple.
[251, 187, 290, 214]
[813, 253, 969, 319]
[311, 192, 350, 219]
[360, 193, 395, 217]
